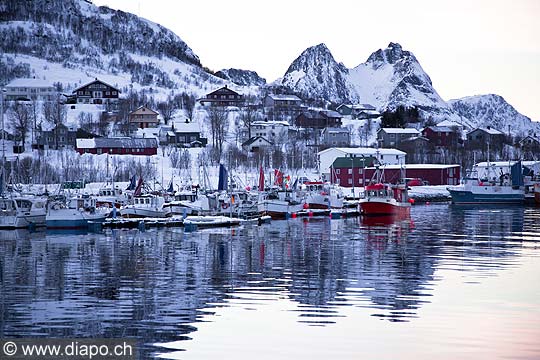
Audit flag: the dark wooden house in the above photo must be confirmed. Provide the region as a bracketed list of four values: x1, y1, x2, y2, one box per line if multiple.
[295, 110, 343, 129]
[72, 78, 121, 105]
[199, 85, 243, 106]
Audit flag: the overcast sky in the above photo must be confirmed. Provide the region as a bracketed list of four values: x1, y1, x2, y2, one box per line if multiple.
[93, 0, 540, 120]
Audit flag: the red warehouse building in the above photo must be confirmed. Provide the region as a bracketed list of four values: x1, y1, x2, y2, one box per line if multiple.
[362, 164, 461, 186]
[76, 138, 158, 156]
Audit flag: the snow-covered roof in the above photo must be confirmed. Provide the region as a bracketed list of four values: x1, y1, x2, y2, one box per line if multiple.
[424, 126, 453, 133]
[77, 137, 158, 149]
[323, 127, 349, 134]
[166, 131, 176, 137]
[76, 138, 95, 148]
[319, 147, 406, 156]
[436, 120, 463, 128]
[252, 120, 289, 127]
[5, 78, 54, 88]
[173, 120, 201, 133]
[73, 78, 121, 93]
[135, 128, 160, 139]
[380, 128, 420, 134]
[267, 94, 301, 101]
[371, 164, 460, 170]
[469, 127, 504, 135]
[320, 110, 342, 118]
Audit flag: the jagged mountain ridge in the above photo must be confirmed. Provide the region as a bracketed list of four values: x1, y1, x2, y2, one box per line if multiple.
[449, 94, 540, 136]
[215, 68, 266, 87]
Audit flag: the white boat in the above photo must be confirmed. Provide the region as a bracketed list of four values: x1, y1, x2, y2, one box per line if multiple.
[301, 181, 344, 209]
[216, 190, 260, 218]
[0, 196, 47, 229]
[183, 215, 241, 228]
[120, 194, 168, 218]
[46, 195, 110, 229]
[95, 185, 130, 209]
[163, 188, 211, 216]
[258, 189, 305, 219]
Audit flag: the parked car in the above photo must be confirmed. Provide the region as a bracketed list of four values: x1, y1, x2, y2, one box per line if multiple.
[405, 178, 424, 186]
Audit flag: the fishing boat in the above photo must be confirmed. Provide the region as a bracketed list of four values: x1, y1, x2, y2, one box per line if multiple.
[447, 161, 525, 204]
[46, 195, 109, 229]
[301, 181, 344, 209]
[95, 185, 130, 209]
[258, 188, 305, 219]
[0, 196, 47, 228]
[163, 186, 211, 216]
[359, 182, 411, 216]
[120, 194, 168, 218]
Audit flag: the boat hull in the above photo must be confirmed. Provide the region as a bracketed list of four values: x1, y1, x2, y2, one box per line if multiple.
[448, 189, 524, 204]
[0, 214, 46, 229]
[359, 199, 411, 217]
[120, 208, 168, 218]
[46, 209, 108, 229]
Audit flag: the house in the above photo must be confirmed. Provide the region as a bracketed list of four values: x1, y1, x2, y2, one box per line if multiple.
[377, 128, 420, 148]
[466, 127, 504, 145]
[34, 124, 97, 150]
[295, 110, 343, 129]
[518, 135, 540, 148]
[249, 120, 289, 143]
[398, 136, 431, 161]
[436, 119, 466, 133]
[72, 78, 120, 105]
[321, 127, 350, 147]
[421, 126, 458, 147]
[336, 104, 379, 119]
[318, 147, 406, 180]
[129, 105, 159, 129]
[329, 156, 377, 187]
[263, 94, 304, 121]
[199, 85, 243, 106]
[166, 120, 207, 147]
[242, 136, 273, 152]
[4, 78, 57, 101]
[362, 164, 461, 186]
[76, 137, 158, 155]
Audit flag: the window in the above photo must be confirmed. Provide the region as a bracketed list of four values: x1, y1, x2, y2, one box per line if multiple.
[336, 169, 340, 174]
[112, 91, 117, 95]
[97, 148, 102, 154]
[348, 178, 352, 185]
[348, 169, 352, 175]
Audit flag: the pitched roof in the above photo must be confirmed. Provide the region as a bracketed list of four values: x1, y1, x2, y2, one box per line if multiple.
[266, 94, 301, 101]
[242, 136, 273, 147]
[318, 147, 406, 156]
[73, 78, 121, 93]
[320, 110, 342, 119]
[206, 85, 241, 97]
[5, 78, 54, 88]
[469, 127, 504, 135]
[424, 126, 453, 133]
[331, 156, 377, 168]
[323, 127, 349, 134]
[380, 128, 420, 134]
[129, 105, 159, 116]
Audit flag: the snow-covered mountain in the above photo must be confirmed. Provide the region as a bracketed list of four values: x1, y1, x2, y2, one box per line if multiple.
[0, 0, 228, 97]
[215, 68, 266, 87]
[449, 94, 540, 136]
[280, 42, 458, 121]
[281, 44, 354, 103]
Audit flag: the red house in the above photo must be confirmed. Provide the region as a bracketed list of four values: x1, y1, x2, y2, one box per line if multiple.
[422, 126, 458, 147]
[76, 138, 158, 156]
[362, 164, 461, 186]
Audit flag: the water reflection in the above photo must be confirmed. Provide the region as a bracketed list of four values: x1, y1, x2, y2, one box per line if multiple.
[1, 205, 539, 358]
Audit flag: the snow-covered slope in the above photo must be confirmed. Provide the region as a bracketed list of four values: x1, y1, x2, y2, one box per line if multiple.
[0, 0, 229, 97]
[448, 94, 540, 136]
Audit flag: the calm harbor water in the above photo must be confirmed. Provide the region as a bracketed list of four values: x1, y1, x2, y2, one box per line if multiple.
[1, 204, 540, 359]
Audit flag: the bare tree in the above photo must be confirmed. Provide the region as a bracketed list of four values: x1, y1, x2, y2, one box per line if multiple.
[207, 106, 229, 159]
[157, 95, 179, 124]
[181, 93, 197, 120]
[239, 105, 260, 139]
[8, 102, 31, 149]
[43, 95, 66, 149]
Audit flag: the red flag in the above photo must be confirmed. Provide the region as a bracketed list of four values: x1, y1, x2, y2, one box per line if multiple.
[274, 169, 283, 186]
[258, 165, 265, 190]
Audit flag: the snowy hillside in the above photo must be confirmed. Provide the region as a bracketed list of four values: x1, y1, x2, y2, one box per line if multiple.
[0, 0, 233, 98]
[448, 94, 540, 136]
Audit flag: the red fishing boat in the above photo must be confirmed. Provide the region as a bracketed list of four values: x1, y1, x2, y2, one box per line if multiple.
[359, 182, 411, 216]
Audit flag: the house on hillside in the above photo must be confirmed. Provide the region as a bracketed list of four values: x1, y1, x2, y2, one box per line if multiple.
[295, 110, 343, 129]
[422, 126, 459, 147]
[34, 124, 97, 150]
[242, 136, 273, 152]
[466, 127, 504, 145]
[519, 135, 540, 148]
[72, 78, 120, 105]
[129, 105, 159, 129]
[336, 104, 379, 119]
[321, 127, 350, 147]
[165, 120, 207, 147]
[249, 120, 289, 143]
[4, 78, 57, 101]
[263, 94, 304, 122]
[377, 128, 420, 148]
[76, 137, 158, 155]
[199, 85, 243, 106]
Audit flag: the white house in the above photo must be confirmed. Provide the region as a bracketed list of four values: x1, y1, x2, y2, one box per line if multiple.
[251, 120, 289, 142]
[318, 147, 406, 180]
[4, 78, 57, 101]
